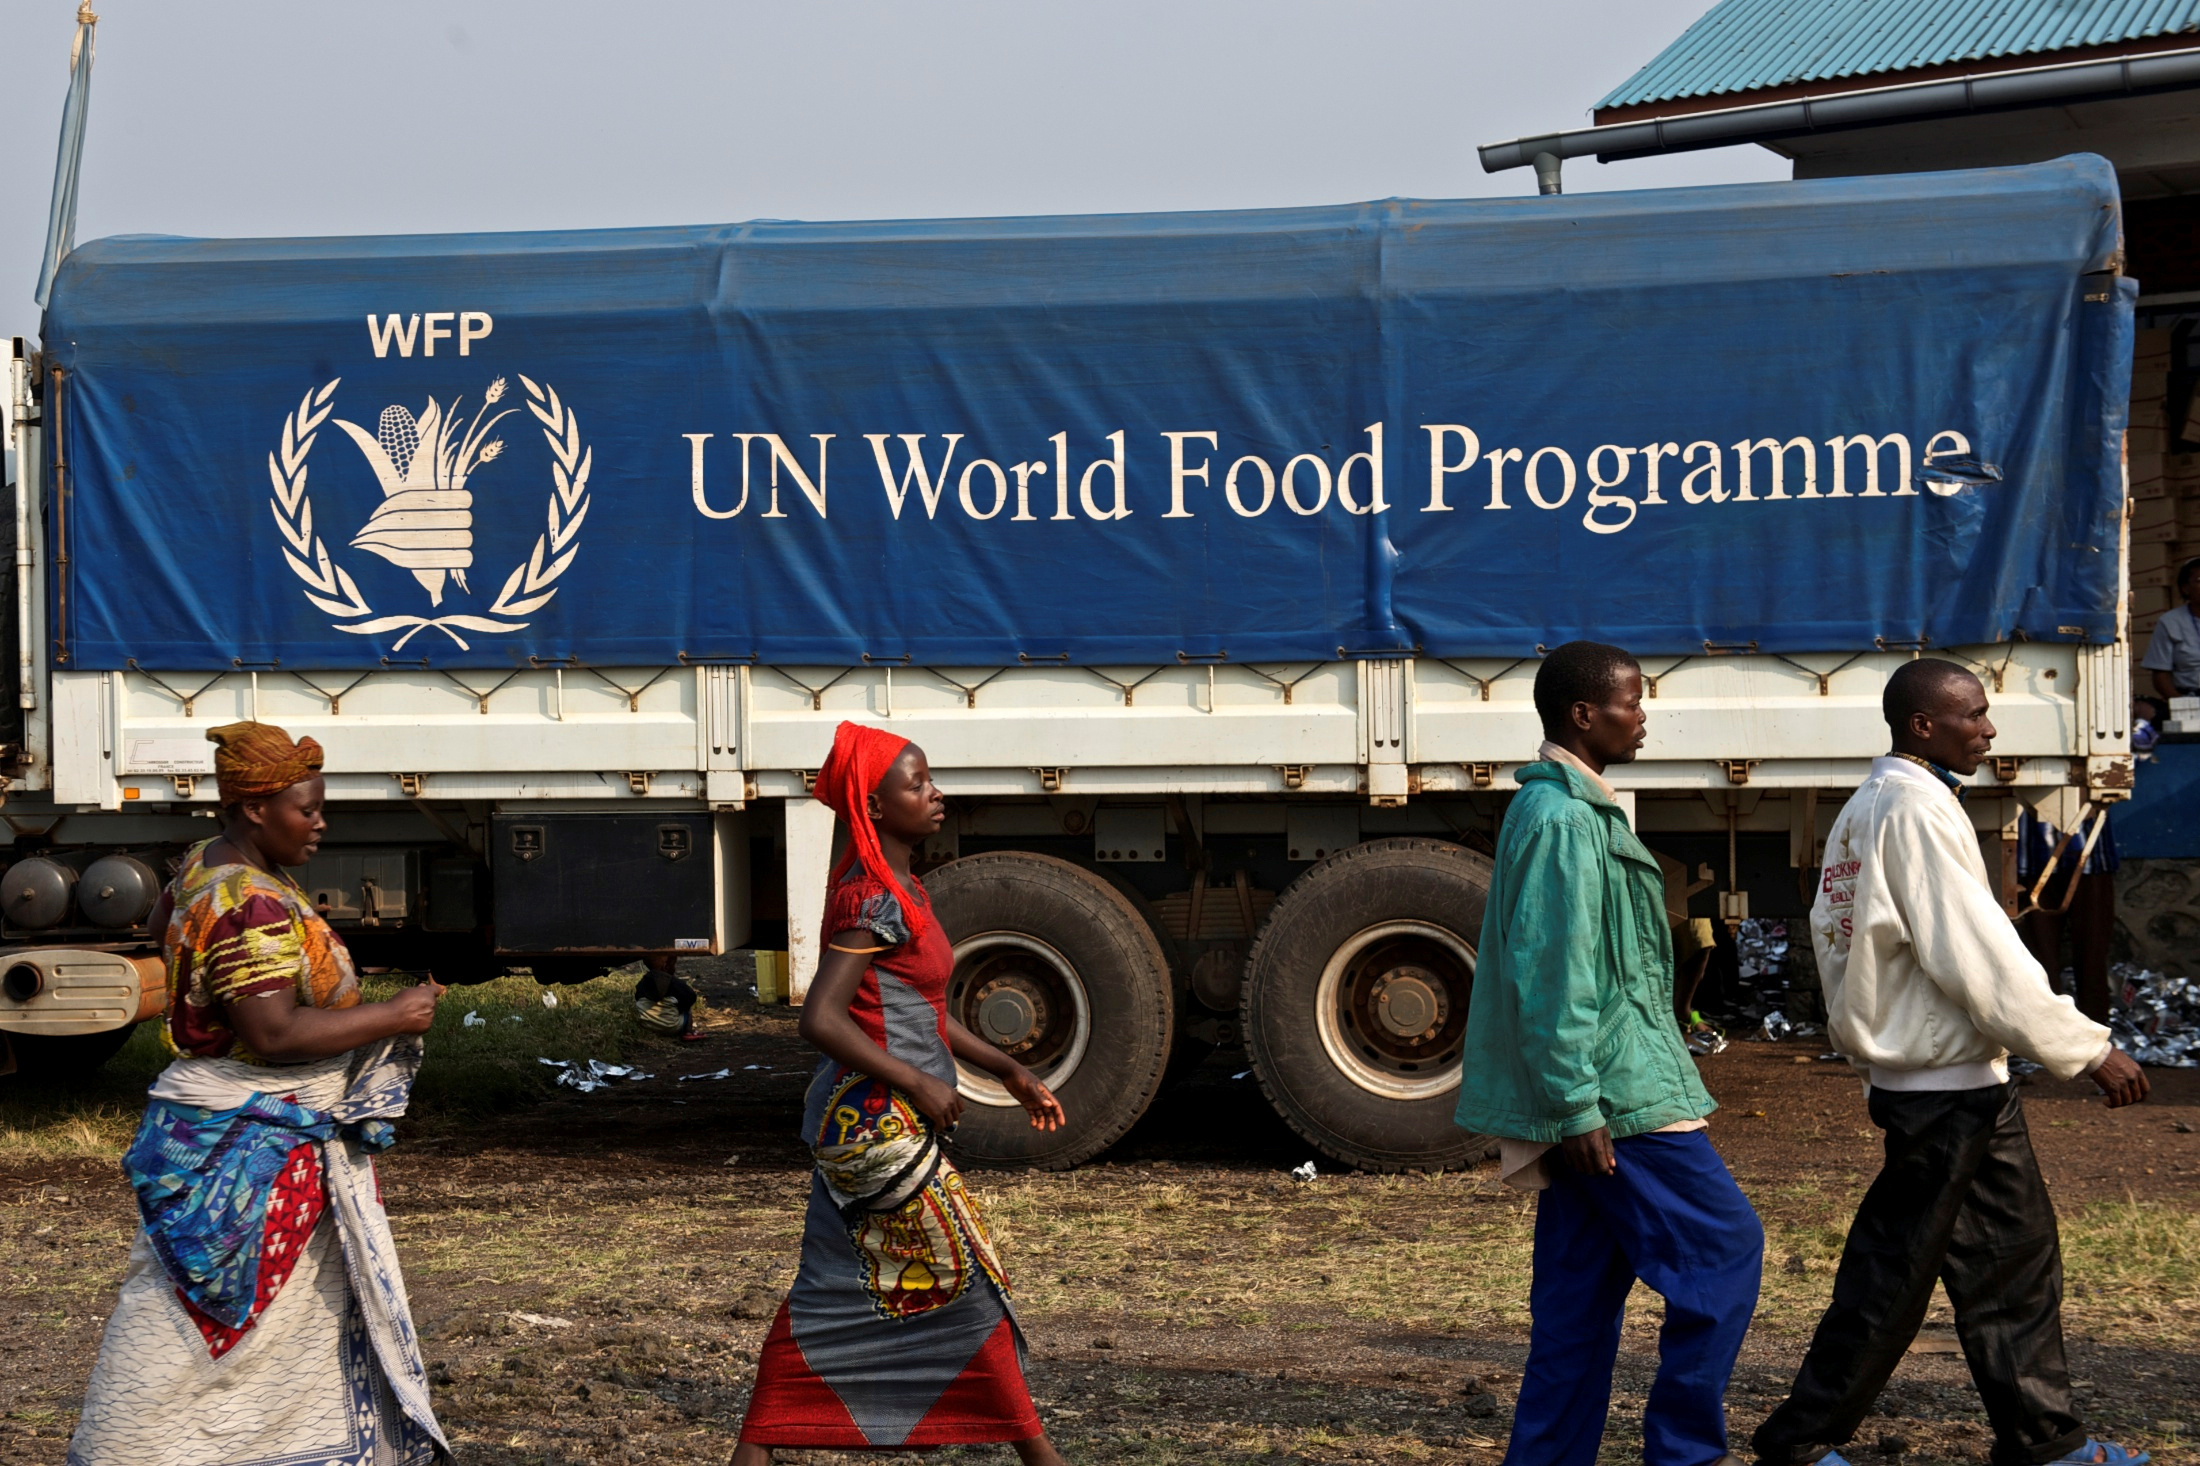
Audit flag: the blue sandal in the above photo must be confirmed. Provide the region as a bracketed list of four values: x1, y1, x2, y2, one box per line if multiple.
[2058, 1442, 2150, 1466]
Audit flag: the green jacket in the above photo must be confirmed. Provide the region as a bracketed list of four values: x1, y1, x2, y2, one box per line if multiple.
[1453, 761, 1716, 1142]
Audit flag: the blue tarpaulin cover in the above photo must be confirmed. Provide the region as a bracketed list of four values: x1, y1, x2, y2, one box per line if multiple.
[42, 155, 2131, 670]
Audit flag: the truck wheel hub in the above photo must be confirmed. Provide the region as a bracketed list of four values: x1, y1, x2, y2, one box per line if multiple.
[1370, 967, 1444, 1039]
[973, 978, 1047, 1052]
[1315, 920, 1476, 1101]
[948, 931, 1092, 1106]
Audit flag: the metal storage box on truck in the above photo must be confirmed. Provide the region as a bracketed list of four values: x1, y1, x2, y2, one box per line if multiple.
[3, 156, 2134, 1169]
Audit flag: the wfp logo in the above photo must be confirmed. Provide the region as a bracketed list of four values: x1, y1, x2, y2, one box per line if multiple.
[267, 375, 591, 650]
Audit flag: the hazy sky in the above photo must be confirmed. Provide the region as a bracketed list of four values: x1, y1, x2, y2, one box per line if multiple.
[1, 1, 1785, 322]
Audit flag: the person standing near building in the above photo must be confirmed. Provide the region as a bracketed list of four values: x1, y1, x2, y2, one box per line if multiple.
[1752, 659, 2150, 1466]
[2141, 557, 2200, 701]
[2016, 805, 2119, 1024]
[1455, 640, 1763, 1466]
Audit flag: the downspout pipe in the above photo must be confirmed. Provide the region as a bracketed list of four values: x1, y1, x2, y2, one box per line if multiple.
[1480, 44, 2200, 176]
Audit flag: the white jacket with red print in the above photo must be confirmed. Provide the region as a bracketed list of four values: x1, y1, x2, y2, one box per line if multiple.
[1813, 757, 2110, 1087]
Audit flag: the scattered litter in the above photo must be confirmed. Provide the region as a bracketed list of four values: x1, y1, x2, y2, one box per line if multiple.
[2109, 962, 2200, 1067]
[537, 1057, 654, 1092]
[1290, 1160, 1318, 1182]
[1735, 919, 1790, 980]
[679, 1068, 734, 1082]
[723, 1154, 741, 1166]
[1686, 1023, 1728, 1057]
[1232, 1070, 1252, 1080]
[541, 989, 559, 1009]
[744, 1064, 768, 1071]
[462, 1010, 485, 1028]
[505, 1015, 523, 1023]
[1699, 918, 1831, 1038]
[506, 1311, 574, 1329]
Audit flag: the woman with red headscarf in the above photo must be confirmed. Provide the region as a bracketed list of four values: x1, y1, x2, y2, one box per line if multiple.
[70, 722, 449, 1466]
[733, 722, 1067, 1465]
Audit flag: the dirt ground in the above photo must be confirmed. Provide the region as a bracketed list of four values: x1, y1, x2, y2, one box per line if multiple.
[3, 958, 2196, 1466]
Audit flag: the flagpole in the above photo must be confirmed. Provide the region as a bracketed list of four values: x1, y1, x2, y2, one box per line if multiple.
[33, 3, 100, 310]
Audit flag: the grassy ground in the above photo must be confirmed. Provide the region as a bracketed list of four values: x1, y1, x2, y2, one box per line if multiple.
[392, 970, 641, 1115]
[0, 970, 640, 1161]
[2, 966, 2195, 1466]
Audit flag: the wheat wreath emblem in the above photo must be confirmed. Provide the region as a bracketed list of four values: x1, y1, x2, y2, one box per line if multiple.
[269, 376, 590, 650]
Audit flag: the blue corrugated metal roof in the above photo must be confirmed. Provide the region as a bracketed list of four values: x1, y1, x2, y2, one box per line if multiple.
[1598, 0, 2200, 111]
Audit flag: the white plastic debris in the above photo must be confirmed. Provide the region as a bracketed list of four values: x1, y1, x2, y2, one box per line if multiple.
[1290, 1160, 1318, 1182]
[462, 1010, 485, 1028]
[537, 1057, 653, 1092]
[541, 989, 559, 1009]
[506, 1311, 574, 1329]
[505, 1015, 523, 1023]
[1232, 1070, 1252, 1080]
[1760, 1011, 1793, 1041]
[678, 1068, 733, 1082]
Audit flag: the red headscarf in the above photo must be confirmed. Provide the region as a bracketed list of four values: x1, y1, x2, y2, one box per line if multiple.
[206, 721, 325, 803]
[814, 720, 928, 941]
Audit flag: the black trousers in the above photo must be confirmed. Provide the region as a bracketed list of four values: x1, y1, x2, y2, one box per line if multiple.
[1753, 1082, 2086, 1466]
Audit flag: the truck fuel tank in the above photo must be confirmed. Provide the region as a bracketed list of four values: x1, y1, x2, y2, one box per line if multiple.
[1, 858, 76, 930]
[78, 855, 162, 929]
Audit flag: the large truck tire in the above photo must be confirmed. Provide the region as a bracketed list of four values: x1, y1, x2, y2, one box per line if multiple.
[3, 1022, 140, 1081]
[926, 852, 1174, 1169]
[1241, 838, 1494, 1173]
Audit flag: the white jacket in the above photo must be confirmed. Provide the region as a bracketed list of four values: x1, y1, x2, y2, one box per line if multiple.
[1813, 757, 2110, 1087]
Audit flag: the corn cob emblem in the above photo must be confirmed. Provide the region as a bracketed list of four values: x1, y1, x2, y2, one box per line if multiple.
[333, 379, 512, 606]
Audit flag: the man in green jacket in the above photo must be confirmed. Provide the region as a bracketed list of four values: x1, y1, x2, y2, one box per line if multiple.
[1456, 640, 1762, 1466]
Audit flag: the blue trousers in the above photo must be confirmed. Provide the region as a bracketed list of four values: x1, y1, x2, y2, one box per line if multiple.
[1503, 1129, 1764, 1466]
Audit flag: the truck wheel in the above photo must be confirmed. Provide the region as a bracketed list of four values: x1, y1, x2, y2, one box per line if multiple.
[927, 852, 1174, 1169]
[4, 1023, 140, 1080]
[1241, 838, 1493, 1172]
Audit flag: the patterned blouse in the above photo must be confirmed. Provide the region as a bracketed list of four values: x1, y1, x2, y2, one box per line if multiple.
[154, 839, 360, 1065]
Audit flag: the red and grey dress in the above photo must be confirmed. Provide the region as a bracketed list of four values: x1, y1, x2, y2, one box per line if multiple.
[736, 869, 1042, 1450]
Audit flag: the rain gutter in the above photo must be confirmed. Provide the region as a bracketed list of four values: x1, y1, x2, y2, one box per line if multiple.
[1481, 44, 2200, 193]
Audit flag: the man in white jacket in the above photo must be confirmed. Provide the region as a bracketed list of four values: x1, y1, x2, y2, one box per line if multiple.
[1753, 659, 2149, 1466]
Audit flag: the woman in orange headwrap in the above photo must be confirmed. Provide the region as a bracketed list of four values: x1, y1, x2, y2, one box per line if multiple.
[732, 722, 1067, 1465]
[70, 722, 450, 1466]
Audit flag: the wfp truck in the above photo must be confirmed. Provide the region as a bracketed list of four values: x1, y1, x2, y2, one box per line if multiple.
[0, 154, 2136, 1171]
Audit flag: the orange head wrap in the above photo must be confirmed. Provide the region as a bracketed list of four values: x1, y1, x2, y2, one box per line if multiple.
[813, 720, 928, 942]
[206, 721, 325, 803]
